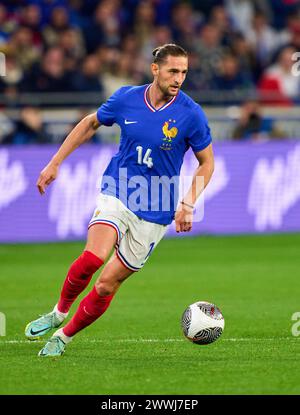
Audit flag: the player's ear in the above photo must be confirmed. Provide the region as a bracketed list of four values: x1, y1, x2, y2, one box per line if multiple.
[151, 63, 159, 77]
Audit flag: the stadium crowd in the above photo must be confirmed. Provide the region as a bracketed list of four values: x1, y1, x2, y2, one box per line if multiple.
[0, 0, 300, 144]
[0, 0, 300, 104]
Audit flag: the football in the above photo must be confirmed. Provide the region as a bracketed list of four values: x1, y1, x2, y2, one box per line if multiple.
[181, 301, 225, 345]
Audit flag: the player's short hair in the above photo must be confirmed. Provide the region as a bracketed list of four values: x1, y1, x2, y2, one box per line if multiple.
[152, 44, 188, 65]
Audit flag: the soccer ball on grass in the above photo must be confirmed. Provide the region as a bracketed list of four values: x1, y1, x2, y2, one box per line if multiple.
[181, 301, 225, 345]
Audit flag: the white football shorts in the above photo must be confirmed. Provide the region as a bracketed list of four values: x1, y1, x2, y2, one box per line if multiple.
[88, 193, 168, 271]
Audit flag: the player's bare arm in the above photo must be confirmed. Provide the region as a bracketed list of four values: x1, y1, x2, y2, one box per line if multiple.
[36, 112, 100, 195]
[175, 143, 214, 233]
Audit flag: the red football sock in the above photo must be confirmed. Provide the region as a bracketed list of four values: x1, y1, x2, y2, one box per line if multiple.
[63, 286, 114, 337]
[57, 250, 104, 314]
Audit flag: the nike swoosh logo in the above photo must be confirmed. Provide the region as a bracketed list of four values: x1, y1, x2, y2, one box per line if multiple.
[83, 306, 93, 316]
[30, 328, 47, 336]
[67, 277, 75, 285]
[125, 120, 138, 124]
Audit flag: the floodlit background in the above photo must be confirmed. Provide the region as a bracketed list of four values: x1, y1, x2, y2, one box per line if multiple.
[0, 0, 300, 396]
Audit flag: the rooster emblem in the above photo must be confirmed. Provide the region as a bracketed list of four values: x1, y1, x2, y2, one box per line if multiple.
[162, 121, 178, 143]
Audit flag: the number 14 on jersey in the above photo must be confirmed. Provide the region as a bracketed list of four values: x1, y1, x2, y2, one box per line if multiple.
[136, 146, 153, 168]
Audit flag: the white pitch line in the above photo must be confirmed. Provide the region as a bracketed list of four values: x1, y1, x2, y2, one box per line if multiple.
[223, 337, 294, 342]
[0, 337, 296, 345]
[88, 337, 295, 343]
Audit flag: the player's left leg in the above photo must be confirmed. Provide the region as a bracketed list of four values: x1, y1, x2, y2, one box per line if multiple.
[38, 253, 133, 357]
[38, 214, 167, 357]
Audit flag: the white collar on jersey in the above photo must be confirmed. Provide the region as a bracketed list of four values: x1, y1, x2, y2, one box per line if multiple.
[144, 84, 177, 113]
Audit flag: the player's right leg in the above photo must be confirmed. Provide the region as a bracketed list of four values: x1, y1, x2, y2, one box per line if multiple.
[25, 224, 117, 340]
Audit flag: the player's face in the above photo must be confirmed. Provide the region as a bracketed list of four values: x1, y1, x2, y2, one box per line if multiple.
[152, 55, 188, 97]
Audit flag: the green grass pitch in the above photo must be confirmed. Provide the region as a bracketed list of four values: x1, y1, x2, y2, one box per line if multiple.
[1, 233, 300, 395]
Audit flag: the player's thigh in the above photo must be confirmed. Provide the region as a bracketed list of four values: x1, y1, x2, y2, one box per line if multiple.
[85, 224, 118, 261]
[95, 252, 134, 295]
[117, 216, 167, 271]
[86, 193, 128, 261]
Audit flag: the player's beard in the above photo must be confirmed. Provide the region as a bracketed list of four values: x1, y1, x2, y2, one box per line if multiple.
[158, 80, 180, 99]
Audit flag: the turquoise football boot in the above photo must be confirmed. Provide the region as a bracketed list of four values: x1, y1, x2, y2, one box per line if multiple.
[38, 335, 66, 357]
[25, 311, 63, 341]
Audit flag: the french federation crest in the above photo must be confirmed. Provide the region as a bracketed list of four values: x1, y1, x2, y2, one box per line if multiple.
[160, 120, 178, 150]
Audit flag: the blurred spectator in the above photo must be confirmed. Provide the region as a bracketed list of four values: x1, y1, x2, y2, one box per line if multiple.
[182, 50, 208, 93]
[22, 46, 71, 92]
[232, 100, 285, 140]
[71, 54, 104, 92]
[258, 46, 300, 105]
[153, 25, 173, 47]
[134, 1, 156, 50]
[285, 12, 300, 51]
[194, 24, 225, 84]
[6, 26, 41, 70]
[101, 51, 136, 98]
[211, 53, 255, 104]
[121, 33, 141, 58]
[141, 24, 173, 76]
[83, 0, 123, 53]
[171, 1, 203, 51]
[208, 5, 233, 45]
[246, 12, 290, 69]
[120, 33, 149, 82]
[58, 28, 86, 71]
[19, 3, 43, 47]
[225, 0, 273, 36]
[229, 33, 257, 81]
[43, 6, 72, 47]
[96, 45, 120, 75]
[2, 106, 51, 144]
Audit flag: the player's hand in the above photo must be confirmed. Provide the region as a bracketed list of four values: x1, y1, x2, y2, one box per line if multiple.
[36, 162, 59, 195]
[175, 204, 193, 233]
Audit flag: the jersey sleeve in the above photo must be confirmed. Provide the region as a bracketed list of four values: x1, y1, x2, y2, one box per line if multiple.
[187, 105, 212, 152]
[96, 87, 124, 126]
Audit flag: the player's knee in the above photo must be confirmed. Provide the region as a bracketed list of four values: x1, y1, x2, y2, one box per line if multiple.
[95, 278, 118, 296]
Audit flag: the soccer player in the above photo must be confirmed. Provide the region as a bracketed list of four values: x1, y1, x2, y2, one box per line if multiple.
[25, 44, 214, 356]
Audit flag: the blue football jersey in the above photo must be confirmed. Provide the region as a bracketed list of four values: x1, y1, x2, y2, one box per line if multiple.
[96, 84, 212, 225]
